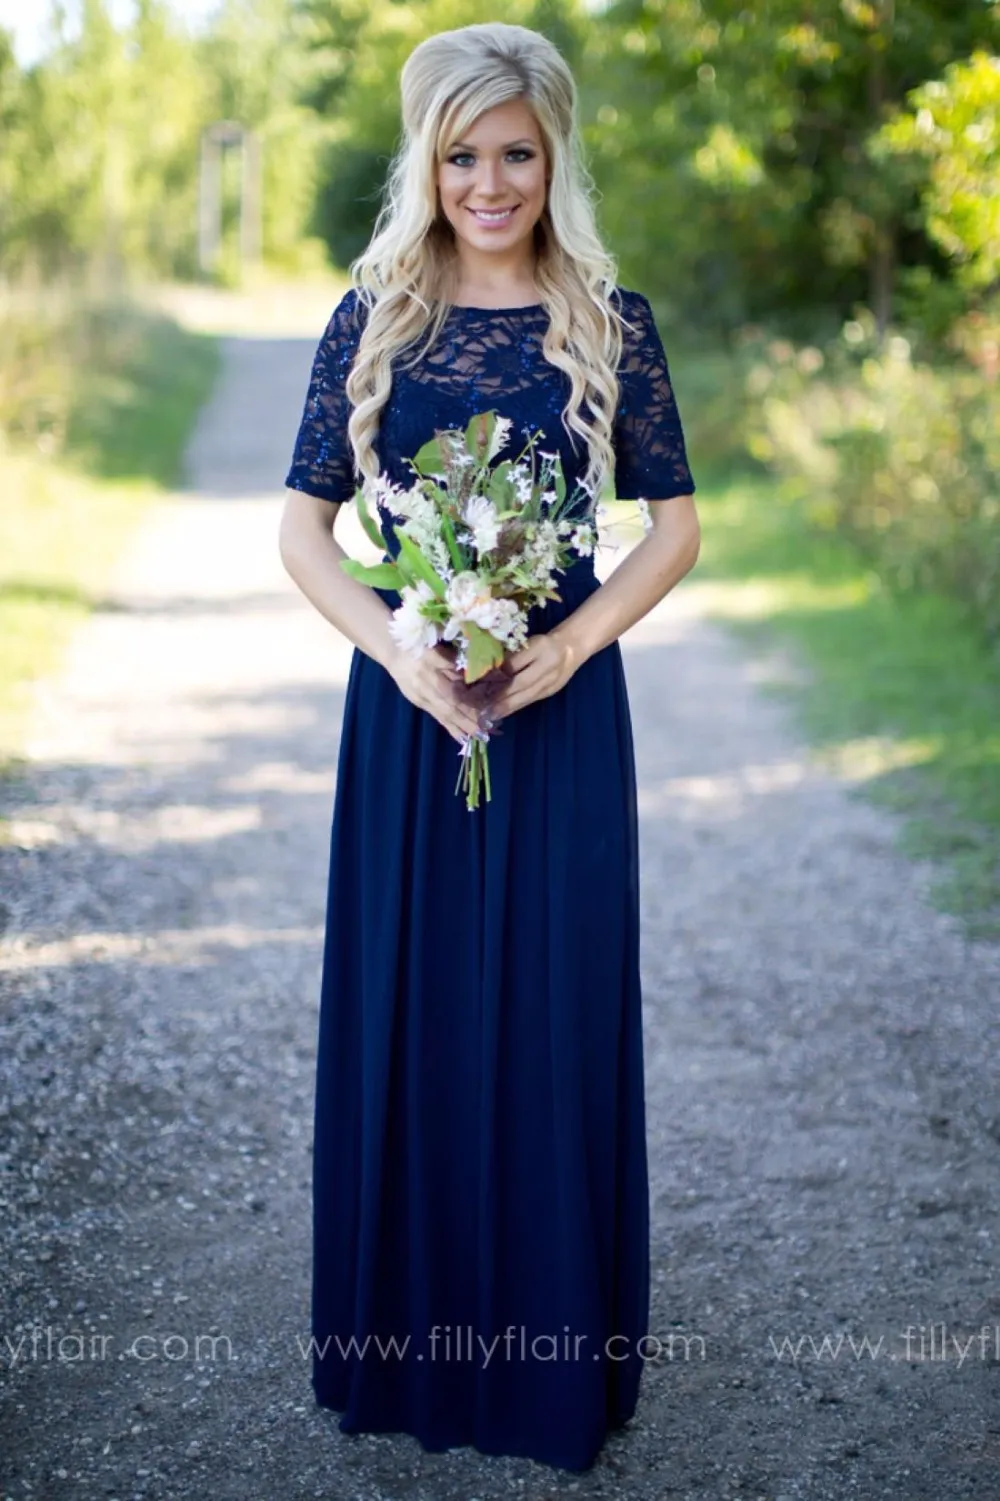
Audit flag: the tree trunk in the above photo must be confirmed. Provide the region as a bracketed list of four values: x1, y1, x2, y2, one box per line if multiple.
[867, 0, 895, 342]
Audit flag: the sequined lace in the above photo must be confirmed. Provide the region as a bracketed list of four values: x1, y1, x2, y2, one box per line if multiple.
[284, 287, 696, 511]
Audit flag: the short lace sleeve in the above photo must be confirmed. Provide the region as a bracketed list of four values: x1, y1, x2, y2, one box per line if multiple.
[284, 288, 368, 503]
[613, 290, 696, 501]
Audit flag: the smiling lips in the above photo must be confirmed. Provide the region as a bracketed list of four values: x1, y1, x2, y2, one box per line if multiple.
[468, 205, 519, 224]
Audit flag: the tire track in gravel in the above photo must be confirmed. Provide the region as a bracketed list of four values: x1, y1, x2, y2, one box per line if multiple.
[2, 320, 999, 1501]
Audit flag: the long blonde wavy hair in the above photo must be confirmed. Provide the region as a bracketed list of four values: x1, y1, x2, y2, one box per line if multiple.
[344, 21, 632, 503]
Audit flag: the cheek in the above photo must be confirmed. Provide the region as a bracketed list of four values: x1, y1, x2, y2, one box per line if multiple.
[438, 171, 464, 204]
[521, 164, 548, 199]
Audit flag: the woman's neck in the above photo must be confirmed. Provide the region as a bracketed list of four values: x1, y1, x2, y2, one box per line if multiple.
[448, 253, 540, 309]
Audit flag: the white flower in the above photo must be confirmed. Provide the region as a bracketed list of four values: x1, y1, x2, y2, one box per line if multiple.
[488, 597, 527, 648]
[465, 594, 505, 635]
[570, 526, 595, 557]
[487, 415, 513, 461]
[513, 467, 534, 505]
[394, 496, 454, 580]
[365, 473, 414, 517]
[395, 490, 437, 529]
[388, 580, 440, 654]
[444, 571, 483, 617]
[463, 494, 501, 554]
[440, 571, 526, 648]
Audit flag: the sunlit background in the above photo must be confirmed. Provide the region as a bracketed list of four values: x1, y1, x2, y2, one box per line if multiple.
[0, 0, 215, 65]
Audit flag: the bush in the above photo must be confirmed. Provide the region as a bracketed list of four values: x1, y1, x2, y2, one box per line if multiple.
[737, 302, 1000, 644]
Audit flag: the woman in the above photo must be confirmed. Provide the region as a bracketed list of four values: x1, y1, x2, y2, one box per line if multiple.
[279, 20, 700, 1473]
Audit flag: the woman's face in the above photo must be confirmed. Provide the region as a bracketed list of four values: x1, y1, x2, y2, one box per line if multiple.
[436, 98, 548, 262]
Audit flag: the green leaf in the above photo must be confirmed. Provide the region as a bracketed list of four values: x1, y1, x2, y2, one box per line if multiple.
[439, 509, 466, 572]
[354, 482, 387, 551]
[465, 410, 496, 462]
[463, 620, 506, 681]
[394, 527, 447, 599]
[488, 459, 513, 505]
[393, 550, 416, 588]
[340, 559, 404, 589]
[412, 436, 445, 474]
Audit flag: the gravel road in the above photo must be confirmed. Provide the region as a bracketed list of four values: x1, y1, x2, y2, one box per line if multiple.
[2, 320, 999, 1501]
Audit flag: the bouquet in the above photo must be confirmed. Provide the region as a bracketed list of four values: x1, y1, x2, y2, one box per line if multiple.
[340, 410, 599, 810]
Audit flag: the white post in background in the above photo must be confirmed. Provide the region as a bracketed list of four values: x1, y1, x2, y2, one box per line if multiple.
[198, 122, 262, 278]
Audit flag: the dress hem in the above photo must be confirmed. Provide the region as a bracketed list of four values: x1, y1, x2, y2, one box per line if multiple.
[312, 1381, 640, 1473]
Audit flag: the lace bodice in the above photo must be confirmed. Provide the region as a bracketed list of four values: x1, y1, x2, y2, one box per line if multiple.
[284, 287, 696, 533]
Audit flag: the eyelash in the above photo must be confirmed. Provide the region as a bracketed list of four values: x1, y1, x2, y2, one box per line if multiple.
[447, 150, 535, 167]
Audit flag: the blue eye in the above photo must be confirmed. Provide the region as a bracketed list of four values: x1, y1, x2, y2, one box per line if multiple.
[447, 149, 534, 167]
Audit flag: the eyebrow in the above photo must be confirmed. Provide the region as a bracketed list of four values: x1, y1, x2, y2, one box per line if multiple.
[450, 138, 537, 150]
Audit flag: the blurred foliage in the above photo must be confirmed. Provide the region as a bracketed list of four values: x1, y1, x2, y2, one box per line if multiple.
[740, 301, 1000, 643]
[0, 0, 331, 282]
[872, 48, 1000, 295]
[577, 0, 999, 336]
[0, 284, 219, 482]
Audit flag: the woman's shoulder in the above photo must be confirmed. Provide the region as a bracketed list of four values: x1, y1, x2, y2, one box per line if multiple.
[322, 285, 372, 340]
[610, 284, 653, 317]
[608, 286, 658, 353]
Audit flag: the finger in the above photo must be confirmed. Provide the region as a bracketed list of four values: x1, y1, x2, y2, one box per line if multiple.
[505, 651, 534, 676]
[442, 710, 470, 744]
[450, 717, 480, 746]
[496, 680, 547, 717]
[442, 695, 481, 738]
[500, 663, 541, 702]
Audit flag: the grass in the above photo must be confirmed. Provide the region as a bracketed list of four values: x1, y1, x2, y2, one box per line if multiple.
[652, 463, 1000, 939]
[0, 304, 220, 776]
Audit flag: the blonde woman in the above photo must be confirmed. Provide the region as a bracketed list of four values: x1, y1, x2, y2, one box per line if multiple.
[280, 20, 700, 1473]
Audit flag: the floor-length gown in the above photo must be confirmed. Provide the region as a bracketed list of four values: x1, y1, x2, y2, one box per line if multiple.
[284, 285, 696, 1473]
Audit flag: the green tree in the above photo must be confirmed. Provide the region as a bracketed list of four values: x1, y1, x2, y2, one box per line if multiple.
[872, 47, 1000, 308]
[583, 0, 999, 337]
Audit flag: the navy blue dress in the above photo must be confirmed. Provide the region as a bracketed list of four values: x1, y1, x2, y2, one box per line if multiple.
[284, 287, 696, 1472]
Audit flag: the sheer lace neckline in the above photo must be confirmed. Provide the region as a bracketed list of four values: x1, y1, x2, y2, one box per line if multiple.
[443, 301, 545, 315]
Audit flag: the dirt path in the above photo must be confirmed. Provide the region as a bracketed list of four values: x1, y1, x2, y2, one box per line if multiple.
[2, 313, 1000, 1501]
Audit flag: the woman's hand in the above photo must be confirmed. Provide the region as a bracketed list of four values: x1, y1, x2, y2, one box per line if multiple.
[485, 632, 582, 720]
[388, 644, 484, 746]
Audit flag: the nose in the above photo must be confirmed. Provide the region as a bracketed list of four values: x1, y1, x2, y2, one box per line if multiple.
[477, 157, 506, 196]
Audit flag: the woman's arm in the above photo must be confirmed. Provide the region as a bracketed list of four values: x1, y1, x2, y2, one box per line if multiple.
[552, 493, 700, 668]
[486, 495, 700, 722]
[278, 489, 400, 670]
[277, 488, 483, 745]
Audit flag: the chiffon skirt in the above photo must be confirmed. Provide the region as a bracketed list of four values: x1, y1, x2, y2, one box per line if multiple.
[310, 554, 650, 1472]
